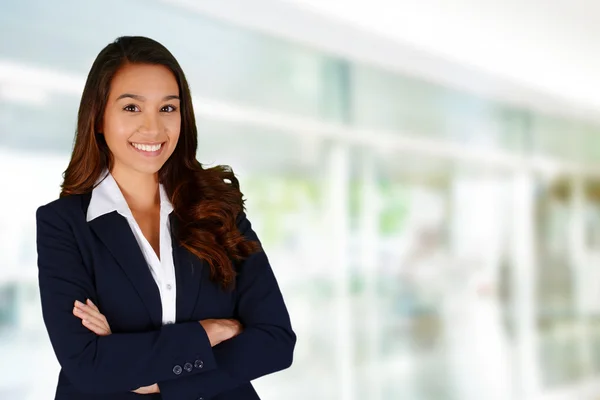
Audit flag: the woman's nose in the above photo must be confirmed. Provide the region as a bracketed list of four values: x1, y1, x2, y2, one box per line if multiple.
[140, 111, 162, 134]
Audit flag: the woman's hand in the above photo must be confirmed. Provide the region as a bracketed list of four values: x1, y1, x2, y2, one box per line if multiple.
[132, 383, 160, 394]
[73, 299, 112, 336]
[200, 318, 243, 347]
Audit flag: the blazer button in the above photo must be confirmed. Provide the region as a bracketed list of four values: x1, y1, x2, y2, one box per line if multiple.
[184, 362, 193, 372]
[173, 365, 183, 375]
[194, 360, 204, 369]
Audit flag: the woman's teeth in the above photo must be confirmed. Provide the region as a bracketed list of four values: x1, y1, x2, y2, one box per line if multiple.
[131, 143, 162, 152]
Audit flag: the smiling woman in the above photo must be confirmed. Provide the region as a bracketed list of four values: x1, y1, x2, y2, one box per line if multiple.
[35, 36, 296, 400]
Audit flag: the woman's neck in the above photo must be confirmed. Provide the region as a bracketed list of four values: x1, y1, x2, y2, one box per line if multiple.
[111, 167, 160, 213]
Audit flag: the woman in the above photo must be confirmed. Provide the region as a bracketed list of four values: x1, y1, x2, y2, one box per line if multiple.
[36, 36, 296, 400]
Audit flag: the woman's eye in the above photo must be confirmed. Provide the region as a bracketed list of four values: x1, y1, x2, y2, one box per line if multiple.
[123, 104, 139, 112]
[161, 105, 177, 113]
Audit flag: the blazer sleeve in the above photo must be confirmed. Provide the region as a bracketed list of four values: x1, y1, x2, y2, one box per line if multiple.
[36, 204, 220, 395]
[158, 212, 296, 400]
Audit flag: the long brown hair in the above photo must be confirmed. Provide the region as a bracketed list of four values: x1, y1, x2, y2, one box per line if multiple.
[61, 36, 259, 288]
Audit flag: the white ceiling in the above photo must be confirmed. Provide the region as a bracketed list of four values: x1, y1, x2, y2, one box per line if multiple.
[164, 0, 600, 121]
[280, 0, 600, 113]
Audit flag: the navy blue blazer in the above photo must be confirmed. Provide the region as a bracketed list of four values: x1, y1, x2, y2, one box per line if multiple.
[36, 192, 296, 400]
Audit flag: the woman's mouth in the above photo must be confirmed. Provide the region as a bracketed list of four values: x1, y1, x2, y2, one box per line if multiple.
[129, 142, 165, 157]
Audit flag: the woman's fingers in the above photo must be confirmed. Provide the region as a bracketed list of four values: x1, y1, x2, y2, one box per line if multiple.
[75, 300, 109, 325]
[74, 309, 110, 335]
[81, 318, 110, 336]
[73, 300, 112, 336]
[86, 299, 100, 312]
[77, 311, 106, 335]
[73, 306, 106, 328]
[75, 300, 104, 320]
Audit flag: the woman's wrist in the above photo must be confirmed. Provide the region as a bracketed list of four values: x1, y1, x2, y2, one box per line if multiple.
[199, 319, 224, 346]
[199, 319, 241, 347]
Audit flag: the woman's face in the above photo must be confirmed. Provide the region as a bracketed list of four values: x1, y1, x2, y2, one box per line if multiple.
[102, 63, 181, 177]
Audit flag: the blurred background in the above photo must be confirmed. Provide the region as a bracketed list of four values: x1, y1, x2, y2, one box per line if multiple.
[2, 0, 600, 399]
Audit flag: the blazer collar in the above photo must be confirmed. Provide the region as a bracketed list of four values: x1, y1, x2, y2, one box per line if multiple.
[88, 211, 163, 327]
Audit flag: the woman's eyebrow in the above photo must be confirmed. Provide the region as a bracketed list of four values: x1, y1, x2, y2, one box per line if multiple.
[116, 93, 145, 101]
[116, 93, 180, 101]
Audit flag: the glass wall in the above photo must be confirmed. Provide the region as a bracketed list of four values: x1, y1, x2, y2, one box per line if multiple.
[351, 65, 528, 153]
[2, 1, 600, 399]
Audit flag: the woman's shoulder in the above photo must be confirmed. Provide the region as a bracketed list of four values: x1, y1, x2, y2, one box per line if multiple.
[37, 193, 91, 223]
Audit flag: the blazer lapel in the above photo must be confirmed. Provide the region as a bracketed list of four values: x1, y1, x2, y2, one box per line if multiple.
[170, 213, 203, 322]
[89, 211, 163, 327]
